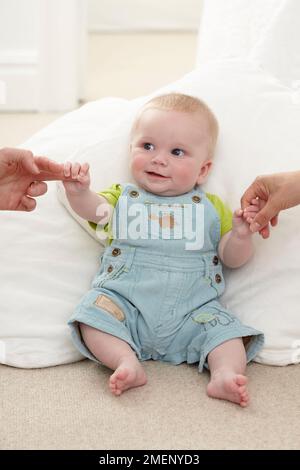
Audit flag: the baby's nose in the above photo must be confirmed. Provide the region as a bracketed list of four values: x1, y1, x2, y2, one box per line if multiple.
[152, 152, 168, 165]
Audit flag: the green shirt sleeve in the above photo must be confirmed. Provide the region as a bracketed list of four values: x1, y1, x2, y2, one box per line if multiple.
[88, 183, 122, 233]
[206, 193, 233, 237]
[98, 183, 123, 208]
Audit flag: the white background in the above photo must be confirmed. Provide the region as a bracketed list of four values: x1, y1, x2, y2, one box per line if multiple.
[0, 0, 201, 111]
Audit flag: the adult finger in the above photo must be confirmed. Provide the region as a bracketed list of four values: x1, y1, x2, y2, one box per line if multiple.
[270, 215, 279, 227]
[20, 195, 37, 211]
[27, 181, 48, 197]
[1, 147, 37, 172]
[241, 183, 260, 210]
[259, 226, 270, 239]
[19, 149, 40, 174]
[34, 156, 65, 180]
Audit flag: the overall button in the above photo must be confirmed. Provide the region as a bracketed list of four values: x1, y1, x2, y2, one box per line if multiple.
[107, 265, 114, 273]
[213, 255, 219, 265]
[192, 195, 201, 203]
[112, 248, 121, 256]
[215, 274, 222, 284]
[129, 190, 139, 198]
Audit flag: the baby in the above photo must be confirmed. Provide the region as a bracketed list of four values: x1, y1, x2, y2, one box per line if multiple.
[63, 93, 264, 406]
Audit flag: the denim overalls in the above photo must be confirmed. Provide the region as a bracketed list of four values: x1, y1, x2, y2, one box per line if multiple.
[68, 183, 264, 371]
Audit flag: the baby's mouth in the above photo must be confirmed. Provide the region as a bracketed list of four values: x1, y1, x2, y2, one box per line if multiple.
[146, 171, 169, 179]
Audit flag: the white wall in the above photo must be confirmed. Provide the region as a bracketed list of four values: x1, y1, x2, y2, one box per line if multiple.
[0, 0, 39, 51]
[0, 0, 200, 110]
[88, 0, 202, 32]
[0, 0, 40, 110]
[0, 0, 87, 111]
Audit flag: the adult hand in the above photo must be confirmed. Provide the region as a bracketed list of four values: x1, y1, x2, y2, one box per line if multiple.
[0, 147, 65, 211]
[241, 171, 300, 238]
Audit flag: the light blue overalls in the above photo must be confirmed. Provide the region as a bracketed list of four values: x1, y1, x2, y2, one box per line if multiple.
[68, 183, 264, 371]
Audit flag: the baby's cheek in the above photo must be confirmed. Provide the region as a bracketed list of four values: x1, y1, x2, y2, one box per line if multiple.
[131, 154, 146, 173]
[177, 164, 196, 185]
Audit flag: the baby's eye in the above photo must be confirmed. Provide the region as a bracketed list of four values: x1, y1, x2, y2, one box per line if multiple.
[171, 148, 185, 157]
[143, 143, 155, 151]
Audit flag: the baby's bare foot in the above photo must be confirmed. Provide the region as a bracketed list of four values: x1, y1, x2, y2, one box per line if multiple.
[207, 372, 249, 407]
[109, 360, 147, 396]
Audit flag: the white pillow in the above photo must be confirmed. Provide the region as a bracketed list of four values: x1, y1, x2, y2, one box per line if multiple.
[58, 58, 300, 366]
[0, 187, 98, 367]
[196, 0, 283, 66]
[0, 98, 133, 368]
[249, 0, 300, 87]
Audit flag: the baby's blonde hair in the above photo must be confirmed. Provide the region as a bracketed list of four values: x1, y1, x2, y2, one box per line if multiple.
[132, 92, 219, 158]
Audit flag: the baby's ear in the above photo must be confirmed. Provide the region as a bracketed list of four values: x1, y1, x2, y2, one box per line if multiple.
[196, 160, 213, 185]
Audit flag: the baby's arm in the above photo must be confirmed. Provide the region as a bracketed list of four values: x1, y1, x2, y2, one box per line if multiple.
[218, 201, 259, 268]
[63, 162, 112, 224]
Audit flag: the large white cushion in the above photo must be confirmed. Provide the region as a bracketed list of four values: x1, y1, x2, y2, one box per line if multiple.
[196, 0, 282, 65]
[58, 1, 300, 366]
[249, 0, 300, 87]
[58, 56, 300, 367]
[0, 98, 133, 368]
[0, 188, 97, 367]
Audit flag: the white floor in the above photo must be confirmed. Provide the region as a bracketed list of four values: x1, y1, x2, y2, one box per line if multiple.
[0, 32, 197, 148]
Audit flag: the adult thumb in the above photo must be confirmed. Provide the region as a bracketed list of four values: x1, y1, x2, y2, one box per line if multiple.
[22, 151, 40, 175]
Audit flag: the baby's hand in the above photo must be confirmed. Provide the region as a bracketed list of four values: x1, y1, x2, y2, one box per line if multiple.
[243, 198, 262, 224]
[243, 198, 273, 238]
[62, 162, 90, 194]
[232, 201, 259, 238]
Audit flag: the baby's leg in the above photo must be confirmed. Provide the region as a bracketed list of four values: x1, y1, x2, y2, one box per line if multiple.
[79, 323, 147, 396]
[206, 338, 249, 407]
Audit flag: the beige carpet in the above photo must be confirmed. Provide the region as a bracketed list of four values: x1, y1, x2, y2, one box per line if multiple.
[1, 360, 299, 449]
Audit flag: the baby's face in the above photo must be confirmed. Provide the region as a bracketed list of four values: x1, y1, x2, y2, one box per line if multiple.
[130, 108, 212, 196]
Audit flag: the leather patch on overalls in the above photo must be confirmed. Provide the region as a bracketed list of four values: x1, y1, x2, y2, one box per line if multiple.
[149, 213, 176, 229]
[94, 295, 125, 321]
